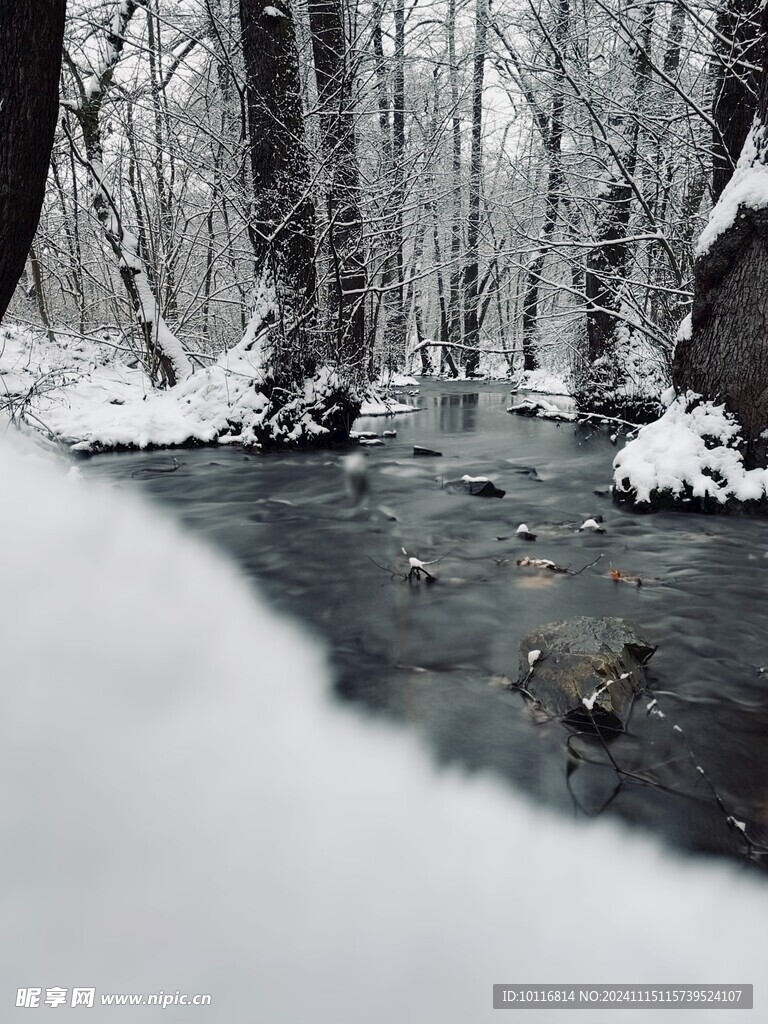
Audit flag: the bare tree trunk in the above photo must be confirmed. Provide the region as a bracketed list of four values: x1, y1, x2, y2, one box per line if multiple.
[64, 0, 191, 386]
[307, 0, 367, 367]
[462, 0, 487, 377]
[521, 0, 568, 372]
[447, 0, 463, 351]
[0, 1, 65, 321]
[240, 0, 317, 377]
[29, 246, 55, 344]
[712, 0, 761, 200]
[584, 1, 654, 367]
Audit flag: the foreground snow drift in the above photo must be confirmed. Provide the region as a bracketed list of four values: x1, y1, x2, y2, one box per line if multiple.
[1, 431, 766, 1022]
[614, 390, 768, 509]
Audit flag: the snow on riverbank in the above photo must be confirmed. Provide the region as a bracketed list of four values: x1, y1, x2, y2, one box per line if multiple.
[511, 368, 571, 395]
[2, 428, 767, 1022]
[614, 390, 768, 506]
[0, 326, 356, 450]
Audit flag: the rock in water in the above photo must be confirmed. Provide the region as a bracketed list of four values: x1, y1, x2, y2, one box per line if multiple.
[445, 475, 506, 498]
[518, 617, 655, 726]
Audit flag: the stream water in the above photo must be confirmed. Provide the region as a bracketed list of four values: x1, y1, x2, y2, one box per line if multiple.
[84, 380, 768, 867]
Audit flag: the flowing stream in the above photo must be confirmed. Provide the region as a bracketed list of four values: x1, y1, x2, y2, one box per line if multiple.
[84, 380, 768, 866]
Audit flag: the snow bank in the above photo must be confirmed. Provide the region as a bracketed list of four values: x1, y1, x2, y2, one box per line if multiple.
[2, 431, 767, 1022]
[614, 391, 768, 506]
[697, 125, 768, 257]
[511, 369, 571, 395]
[376, 370, 419, 388]
[0, 326, 355, 450]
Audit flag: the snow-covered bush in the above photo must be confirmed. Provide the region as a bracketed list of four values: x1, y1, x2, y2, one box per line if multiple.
[574, 324, 670, 423]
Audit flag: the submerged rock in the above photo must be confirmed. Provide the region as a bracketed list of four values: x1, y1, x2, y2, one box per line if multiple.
[413, 445, 442, 457]
[517, 616, 655, 726]
[445, 475, 505, 498]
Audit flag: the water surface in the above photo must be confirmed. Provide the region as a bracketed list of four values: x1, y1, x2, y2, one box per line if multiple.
[84, 380, 768, 866]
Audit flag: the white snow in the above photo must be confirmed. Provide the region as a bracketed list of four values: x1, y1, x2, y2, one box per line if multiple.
[262, 4, 286, 15]
[516, 523, 530, 535]
[508, 396, 577, 421]
[697, 125, 768, 257]
[578, 518, 604, 531]
[461, 474, 490, 483]
[358, 396, 418, 416]
[1, 431, 767, 1020]
[512, 369, 571, 395]
[527, 649, 542, 667]
[376, 371, 419, 388]
[614, 391, 768, 505]
[676, 312, 692, 343]
[0, 326, 343, 450]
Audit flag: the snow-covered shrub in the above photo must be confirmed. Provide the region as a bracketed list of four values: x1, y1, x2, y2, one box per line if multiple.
[574, 324, 670, 422]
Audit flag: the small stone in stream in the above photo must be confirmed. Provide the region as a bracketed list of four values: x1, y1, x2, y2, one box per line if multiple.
[516, 523, 537, 541]
[350, 430, 379, 440]
[593, 488, 611, 497]
[414, 445, 442, 457]
[359, 438, 385, 447]
[578, 517, 605, 532]
[445, 475, 505, 498]
[514, 466, 539, 479]
[383, 430, 397, 437]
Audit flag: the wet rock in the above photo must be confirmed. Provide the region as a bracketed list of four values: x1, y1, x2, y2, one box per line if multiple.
[515, 523, 537, 541]
[414, 445, 442, 457]
[445, 475, 505, 498]
[518, 616, 655, 726]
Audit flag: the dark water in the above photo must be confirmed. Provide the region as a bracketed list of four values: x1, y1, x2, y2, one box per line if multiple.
[84, 380, 768, 866]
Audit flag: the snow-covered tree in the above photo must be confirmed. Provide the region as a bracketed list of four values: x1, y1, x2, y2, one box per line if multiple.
[674, 0, 768, 470]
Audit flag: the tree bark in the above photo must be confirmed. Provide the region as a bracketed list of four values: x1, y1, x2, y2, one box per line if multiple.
[240, 0, 317, 370]
[64, 0, 191, 387]
[462, 0, 488, 377]
[0, 1, 65, 321]
[307, 0, 367, 366]
[583, 2, 653, 367]
[712, 0, 761, 200]
[673, 2, 768, 468]
[521, 0, 568, 373]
